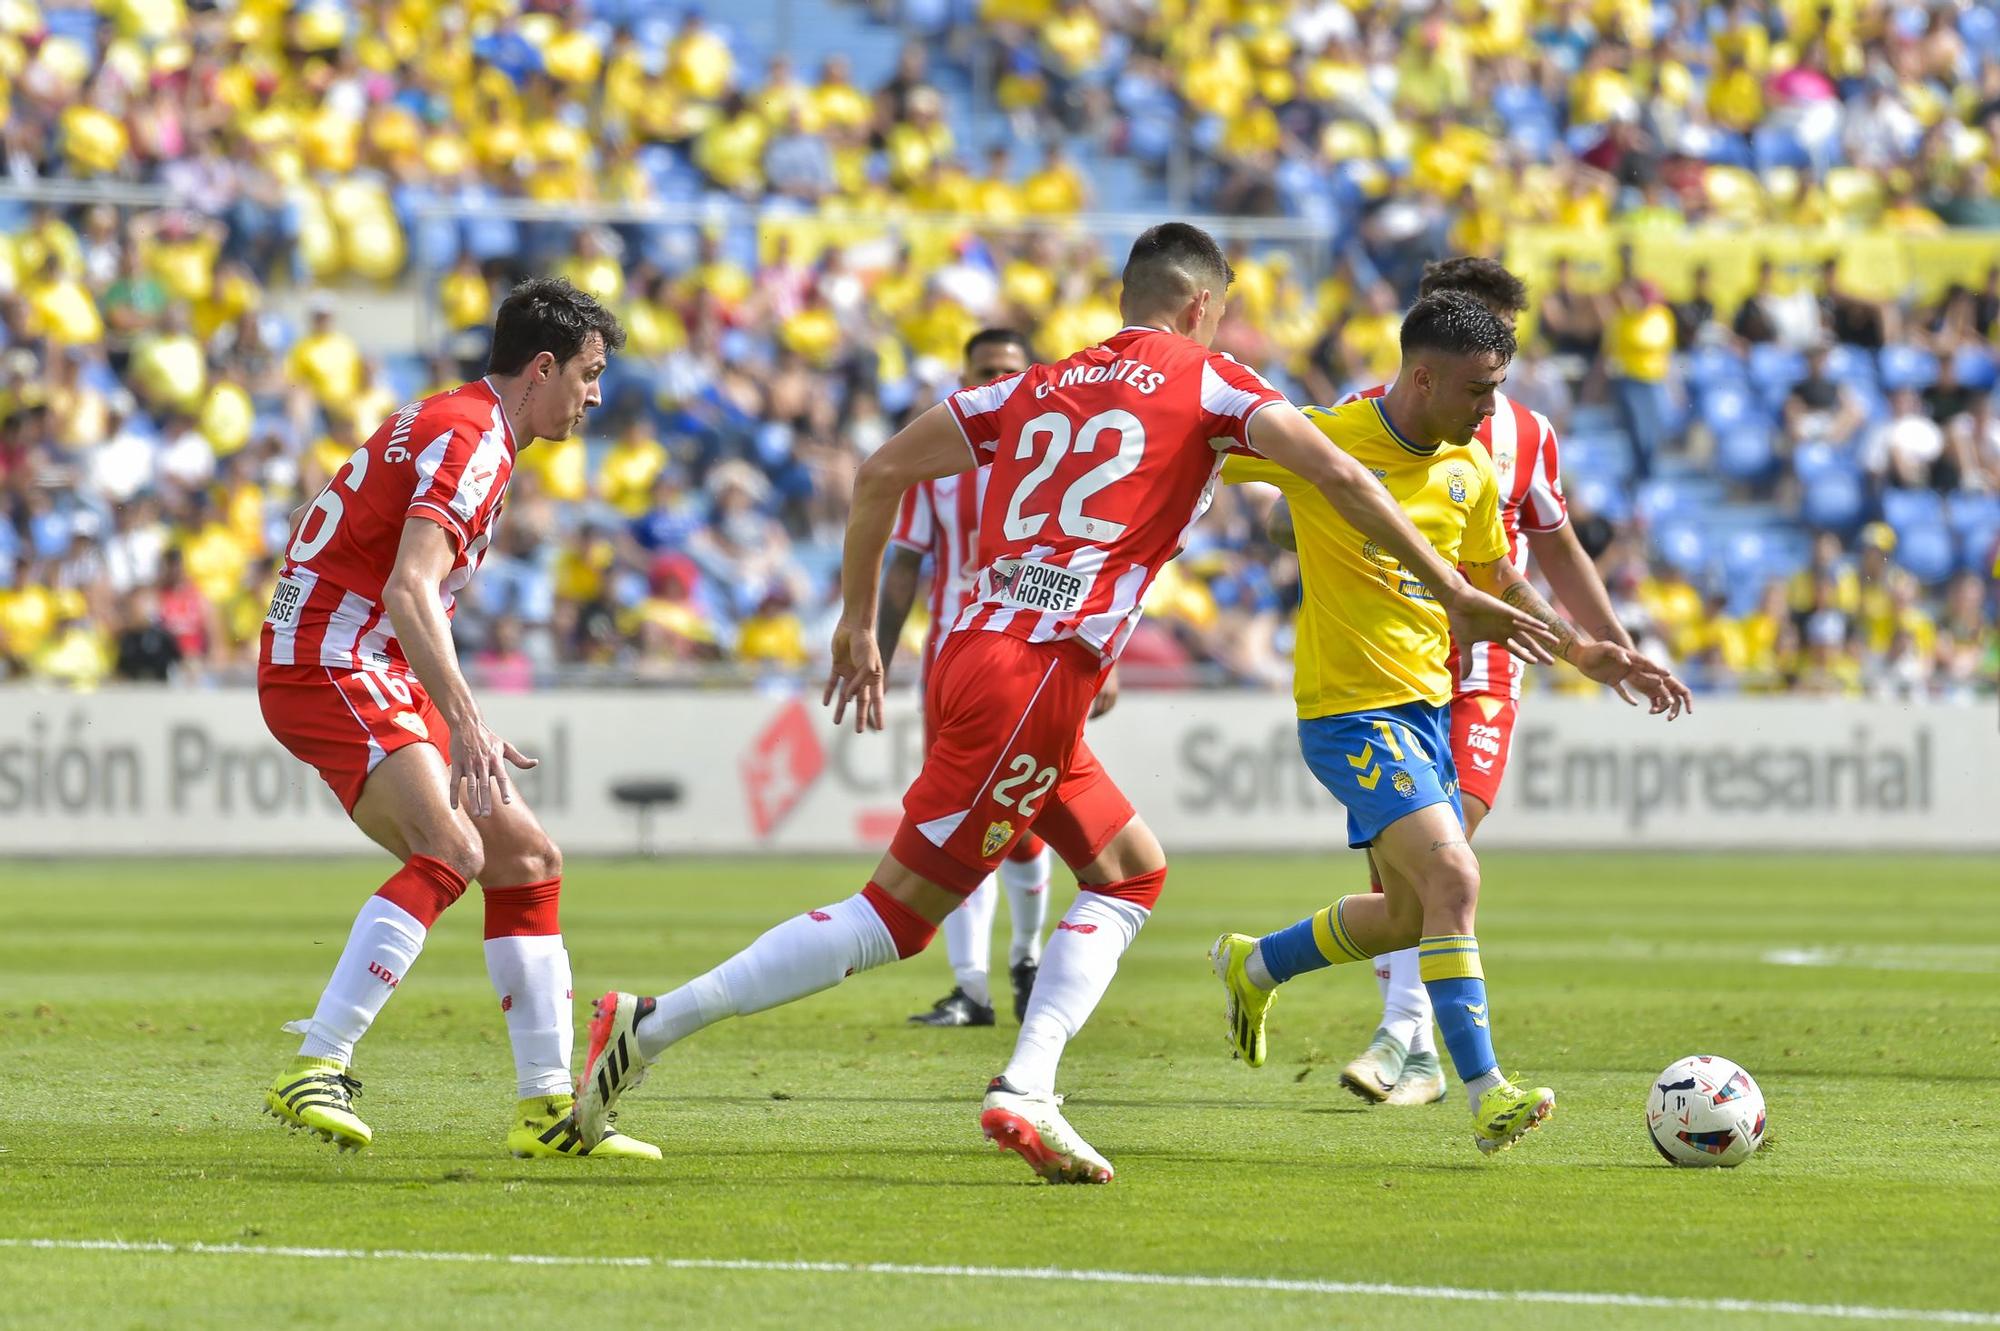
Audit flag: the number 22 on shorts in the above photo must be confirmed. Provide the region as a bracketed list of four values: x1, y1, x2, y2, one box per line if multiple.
[991, 752, 1056, 819]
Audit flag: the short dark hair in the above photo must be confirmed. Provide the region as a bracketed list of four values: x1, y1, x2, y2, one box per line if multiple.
[1400, 290, 1517, 362]
[1418, 257, 1529, 317]
[487, 276, 626, 376]
[1120, 222, 1233, 317]
[964, 327, 1032, 362]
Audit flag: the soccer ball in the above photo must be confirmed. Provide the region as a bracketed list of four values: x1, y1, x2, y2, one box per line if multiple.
[1646, 1055, 1767, 1167]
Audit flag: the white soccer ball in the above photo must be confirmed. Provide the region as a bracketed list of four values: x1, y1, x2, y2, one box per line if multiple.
[1646, 1055, 1767, 1167]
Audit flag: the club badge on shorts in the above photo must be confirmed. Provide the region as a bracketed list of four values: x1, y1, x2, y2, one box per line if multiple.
[982, 819, 1014, 858]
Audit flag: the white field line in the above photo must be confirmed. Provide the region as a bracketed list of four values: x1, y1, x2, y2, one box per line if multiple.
[1, 1238, 1996, 1325]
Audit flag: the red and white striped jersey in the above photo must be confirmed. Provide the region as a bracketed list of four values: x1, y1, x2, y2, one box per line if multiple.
[889, 467, 990, 679]
[944, 325, 1288, 662]
[1340, 384, 1566, 698]
[260, 379, 517, 674]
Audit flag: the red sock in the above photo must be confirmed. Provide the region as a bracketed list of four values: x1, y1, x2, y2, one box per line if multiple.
[861, 881, 938, 959]
[483, 878, 561, 938]
[375, 854, 468, 928]
[1080, 865, 1166, 910]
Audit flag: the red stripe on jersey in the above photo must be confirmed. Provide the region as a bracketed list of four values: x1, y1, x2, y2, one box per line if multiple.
[941, 328, 1286, 662]
[258, 380, 516, 676]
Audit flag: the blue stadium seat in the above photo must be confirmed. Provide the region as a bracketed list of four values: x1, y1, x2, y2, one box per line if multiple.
[1716, 424, 1776, 482]
[1823, 343, 1878, 388]
[1947, 494, 2000, 572]
[1568, 474, 1631, 523]
[1961, 1, 2000, 52]
[1882, 487, 1944, 537]
[1896, 525, 1956, 584]
[1950, 344, 1998, 392]
[1685, 344, 1748, 390]
[1879, 344, 1939, 391]
[1748, 342, 1807, 391]
[1699, 383, 1763, 433]
[1801, 471, 1866, 531]
[1651, 521, 1710, 576]
[1635, 477, 1703, 527]
[1561, 429, 1636, 481]
[1753, 124, 1812, 172]
[1792, 440, 1857, 484]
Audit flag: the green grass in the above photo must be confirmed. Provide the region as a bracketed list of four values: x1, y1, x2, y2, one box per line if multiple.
[2, 854, 1997, 1330]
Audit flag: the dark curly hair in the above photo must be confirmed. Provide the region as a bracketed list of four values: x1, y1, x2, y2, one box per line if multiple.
[1400, 290, 1518, 362]
[487, 276, 627, 376]
[1417, 257, 1530, 318]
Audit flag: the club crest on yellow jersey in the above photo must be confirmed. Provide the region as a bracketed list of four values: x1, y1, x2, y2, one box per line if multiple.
[1446, 462, 1469, 505]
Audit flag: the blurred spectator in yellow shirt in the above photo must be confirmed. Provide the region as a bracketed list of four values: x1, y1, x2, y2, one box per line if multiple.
[287, 304, 365, 412]
[598, 419, 670, 518]
[736, 588, 809, 669]
[1605, 270, 1675, 480]
[438, 255, 491, 332]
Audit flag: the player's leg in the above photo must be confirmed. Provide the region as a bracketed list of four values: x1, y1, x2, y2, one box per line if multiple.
[1211, 704, 1451, 1070]
[1340, 850, 1415, 1102]
[1380, 793, 1485, 1106]
[983, 745, 1151, 1183]
[912, 874, 999, 1026]
[259, 672, 482, 1151]
[575, 634, 1101, 1149]
[999, 833, 1053, 1020]
[464, 802, 658, 1160]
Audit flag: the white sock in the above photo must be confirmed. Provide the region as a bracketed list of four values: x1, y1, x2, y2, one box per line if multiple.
[1409, 1018, 1437, 1057]
[1465, 1067, 1507, 1109]
[999, 846, 1053, 966]
[485, 934, 573, 1098]
[1378, 946, 1431, 1053]
[1001, 891, 1149, 1097]
[1374, 958, 1391, 1003]
[635, 893, 898, 1060]
[944, 876, 997, 1007]
[1245, 942, 1276, 992]
[292, 897, 426, 1065]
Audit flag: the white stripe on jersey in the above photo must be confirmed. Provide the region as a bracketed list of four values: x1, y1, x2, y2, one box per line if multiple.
[445, 424, 510, 525]
[1086, 562, 1152, 655]
[354, 615, 396, 668]
[268, 568, 316, 666]
[1200, 361, 1264, 422]
[409, 429, 457, 502]
[325, 666, 388, 775]
[320, 591, 376, 669]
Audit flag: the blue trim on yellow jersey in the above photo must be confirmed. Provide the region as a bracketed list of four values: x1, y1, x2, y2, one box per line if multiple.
[1369, 397, 1441, 458]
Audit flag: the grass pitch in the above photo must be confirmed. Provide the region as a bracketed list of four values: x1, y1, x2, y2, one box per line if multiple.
[1, 853, 1996, 1329]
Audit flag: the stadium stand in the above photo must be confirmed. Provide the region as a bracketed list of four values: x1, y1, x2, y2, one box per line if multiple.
[0, 0, 1992, 699]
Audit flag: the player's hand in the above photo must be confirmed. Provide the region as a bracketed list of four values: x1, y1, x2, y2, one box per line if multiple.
[1571, 642, 1694, 719]
[1089, 665, 1121, 719]
[450, 718, 537, 818]
[1444, 585, 1560, 665]
[823, 620, 885, 733]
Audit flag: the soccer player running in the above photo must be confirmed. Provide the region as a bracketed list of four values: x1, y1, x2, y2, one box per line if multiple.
[574, 223, 1555, 1182]
[1209, 292, 1688, 1155]
[258, 279, 658, 1160]
[880, 327, 1117, 1029]
[1323, 258, 1687, 1106]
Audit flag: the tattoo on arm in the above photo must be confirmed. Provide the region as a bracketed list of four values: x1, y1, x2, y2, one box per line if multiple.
[1493, 570, 1582, 662]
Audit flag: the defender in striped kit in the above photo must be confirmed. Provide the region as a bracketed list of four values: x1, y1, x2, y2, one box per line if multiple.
[881, 329, 1103, 1030]
[1300, 259, 1694, 1107]
[574, 224, 1556, 1183]
[256, 279, 657, 1161]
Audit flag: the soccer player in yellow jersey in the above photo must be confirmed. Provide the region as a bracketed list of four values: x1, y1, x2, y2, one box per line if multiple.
[1209, 292, 1686, 1155]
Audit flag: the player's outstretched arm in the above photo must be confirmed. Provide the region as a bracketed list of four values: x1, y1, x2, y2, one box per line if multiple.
[1246, 405, 1559, 662]
[875, 546, 923, 677]
[827, 402, 977, 732]
[383, 518, 537, 816]
[1525, 521, 1634, 650]
[1463, 556, 1691, 719]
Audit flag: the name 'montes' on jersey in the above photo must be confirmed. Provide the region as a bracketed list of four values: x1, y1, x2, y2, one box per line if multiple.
[260, 379, 517, 674]
[943, 325, 1287, 662]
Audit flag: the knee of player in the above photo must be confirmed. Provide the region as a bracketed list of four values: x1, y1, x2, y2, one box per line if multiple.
[421, 834, 485, 884]
[514, 835, 562, 884]
[1419, 856, 1481, 918]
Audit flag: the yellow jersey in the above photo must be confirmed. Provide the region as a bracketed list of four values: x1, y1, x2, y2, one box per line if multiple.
[1222, 399, 1508, 719]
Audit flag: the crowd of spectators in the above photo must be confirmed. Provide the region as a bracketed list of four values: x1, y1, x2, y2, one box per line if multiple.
[0, 0, 1992, 699]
